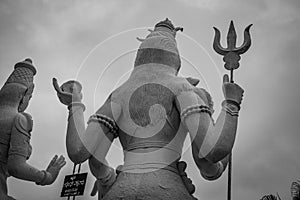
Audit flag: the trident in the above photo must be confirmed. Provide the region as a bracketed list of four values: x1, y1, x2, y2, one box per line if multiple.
[213, 21, 252, 200]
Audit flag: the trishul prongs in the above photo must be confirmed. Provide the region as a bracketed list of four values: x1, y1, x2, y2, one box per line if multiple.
[213, 20, 252, 73]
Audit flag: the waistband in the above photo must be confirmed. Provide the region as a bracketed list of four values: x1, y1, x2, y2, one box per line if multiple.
[124, 140, 181, 154]
[118, 161, 179, 174]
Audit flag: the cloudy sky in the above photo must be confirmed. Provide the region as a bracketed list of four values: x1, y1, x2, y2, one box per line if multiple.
[1, 0, 300, 199]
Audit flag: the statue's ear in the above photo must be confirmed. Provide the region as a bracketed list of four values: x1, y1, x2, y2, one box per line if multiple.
[18, 84, 34, 112]
[26, 83, 34, 96]
[186, 77, 200, 86]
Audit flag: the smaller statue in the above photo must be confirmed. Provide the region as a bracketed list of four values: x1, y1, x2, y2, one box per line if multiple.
[260, 194, 281, 200]
[0, 59, 66, 200]
[291, 180, 300, 200]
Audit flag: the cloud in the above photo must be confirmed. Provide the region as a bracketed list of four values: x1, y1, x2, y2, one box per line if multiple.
[2, 0, 300, 199]
[256, 0, 300, 25]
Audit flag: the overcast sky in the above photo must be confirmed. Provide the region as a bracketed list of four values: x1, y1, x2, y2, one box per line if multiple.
[1, 0, 300, 200]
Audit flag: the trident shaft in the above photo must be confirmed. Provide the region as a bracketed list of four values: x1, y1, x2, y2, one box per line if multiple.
[213, 21, 252, 200]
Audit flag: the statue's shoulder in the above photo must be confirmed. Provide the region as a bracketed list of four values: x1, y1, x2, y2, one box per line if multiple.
[13, 112, 33, 137]
[169, 76, 195, 95]
[192, 87, 214, 110]
[171, 77, 214, 109]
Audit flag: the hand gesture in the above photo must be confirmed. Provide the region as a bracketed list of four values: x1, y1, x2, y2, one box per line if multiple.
[222, 74, 244, 105]
[186, 77, 200, 86]
[44, 155, 66, 185]
[52, 78, 83, 106]
[90, 178, 114, 199]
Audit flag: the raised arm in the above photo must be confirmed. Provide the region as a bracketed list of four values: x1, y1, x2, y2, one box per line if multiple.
[52, 78, 121, 165]
[176, 74, 244, 180]
[7, 112, 66, 186]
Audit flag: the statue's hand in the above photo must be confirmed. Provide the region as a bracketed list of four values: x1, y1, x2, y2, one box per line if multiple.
[177, 161, 196, 195]
[222, 74, 244, 105]
[90, 178, 114, 199]
[186, 77, 200, 86]
[44, 155, 66, 185]
[52, 78, 83, 106]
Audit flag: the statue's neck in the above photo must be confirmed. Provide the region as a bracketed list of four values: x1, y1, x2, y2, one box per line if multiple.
[131, 64, 178, 77]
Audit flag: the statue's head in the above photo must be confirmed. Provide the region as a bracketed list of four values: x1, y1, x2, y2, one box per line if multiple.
[134, 18, 183, 73]
[0, 58, 36, 112]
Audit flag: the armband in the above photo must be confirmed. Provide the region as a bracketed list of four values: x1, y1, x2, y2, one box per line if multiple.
[181, 104, 212, 122]
[88, 114, 118, 138]
[15, 112, 33, 137]
[67, 102, 86, 111]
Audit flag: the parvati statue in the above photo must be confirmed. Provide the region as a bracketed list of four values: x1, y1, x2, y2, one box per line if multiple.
[53, 18, 244, 200]
[0, 59, 66, 200]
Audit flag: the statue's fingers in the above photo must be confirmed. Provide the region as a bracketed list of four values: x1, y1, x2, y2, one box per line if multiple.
[90, 180, 98, 196]
[223, 74, 229, 83]
[52, 78, 62, 94]
[186, 77, 200, 86]
[49, 155, 58, 166]
[53, 156, 66, 169]
[59, 87, 74, 97]
[58, 161, 66, 169]
[58, 96, 64, 103]
[56, 155, 65, 164]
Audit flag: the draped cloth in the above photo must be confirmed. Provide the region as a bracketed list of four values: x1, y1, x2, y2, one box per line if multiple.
[103, 168, 196, 200]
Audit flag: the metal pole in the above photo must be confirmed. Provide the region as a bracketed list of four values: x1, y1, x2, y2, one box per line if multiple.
[67, 164, 77, 200]
[227, 153, 232, 200]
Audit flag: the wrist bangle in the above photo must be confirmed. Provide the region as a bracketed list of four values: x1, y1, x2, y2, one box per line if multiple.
[36, 170, 48, 186]
[98, 167, 115, 186]
[67, 102, 86, 112]
[222, 100, 240, 111]
[222, 103, 239, 117]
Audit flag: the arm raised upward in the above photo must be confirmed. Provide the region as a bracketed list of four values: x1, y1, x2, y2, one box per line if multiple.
[176, 74, 244, 180]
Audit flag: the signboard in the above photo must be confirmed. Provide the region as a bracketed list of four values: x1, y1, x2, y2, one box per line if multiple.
[61, 173, 88, 197]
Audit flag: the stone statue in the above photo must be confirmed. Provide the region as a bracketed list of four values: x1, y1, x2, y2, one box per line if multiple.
[260, 194, 281, 200]
[53, 18, 244, 200]
[291, 180, 300, 200]
[0, 59, 66, 200]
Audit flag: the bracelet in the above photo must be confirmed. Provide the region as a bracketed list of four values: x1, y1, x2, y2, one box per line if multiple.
[36, 170, 49, 186]
[88, 114, 118, 138]
[98, 167, 116, 186]
[222, 102, 239, 117]
[67, 102, 86, 112]
[222, 99, 240, 111]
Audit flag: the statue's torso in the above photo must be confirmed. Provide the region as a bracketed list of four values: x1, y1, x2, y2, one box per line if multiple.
[110, 64, 193, 172]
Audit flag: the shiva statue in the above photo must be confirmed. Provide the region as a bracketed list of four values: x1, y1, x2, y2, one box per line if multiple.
[53, 18, 244, 200]
[0, 59, 66, 200]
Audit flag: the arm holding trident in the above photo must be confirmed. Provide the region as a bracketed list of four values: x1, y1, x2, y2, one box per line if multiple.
[176, 21, 251, 183]
[177, 74, 244, 181]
